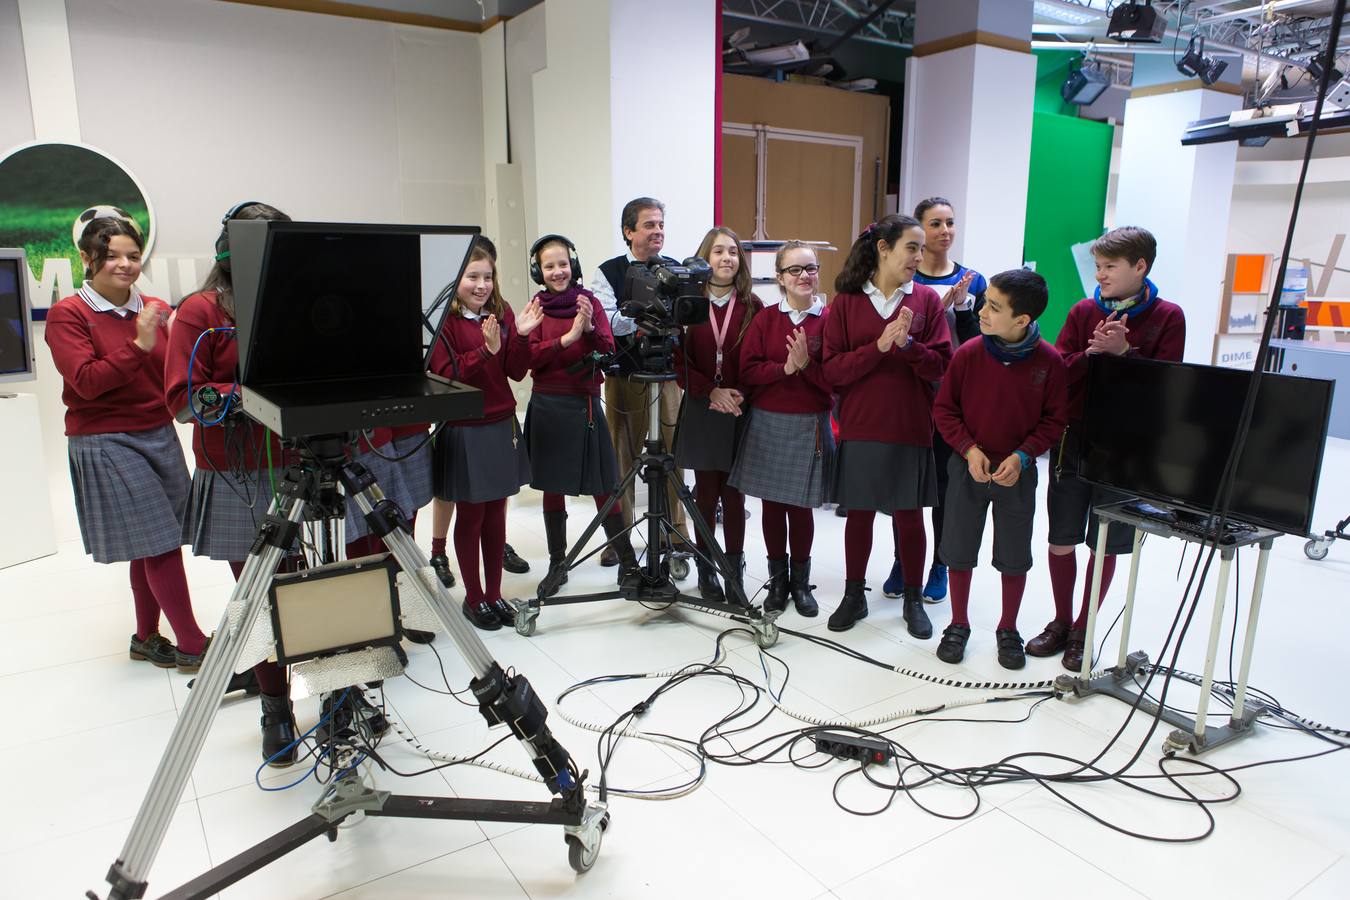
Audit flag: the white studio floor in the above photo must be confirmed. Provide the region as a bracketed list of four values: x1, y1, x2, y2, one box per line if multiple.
[3, 442, 1349, 900]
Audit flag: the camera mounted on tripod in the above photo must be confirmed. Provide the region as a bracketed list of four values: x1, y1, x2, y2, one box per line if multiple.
[618, 256, 712, 379]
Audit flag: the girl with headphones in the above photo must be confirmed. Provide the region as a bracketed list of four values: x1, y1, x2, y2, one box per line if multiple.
[427, 237, 536, 630]
[524, 234, 639, 595]
[46, 216, 210, 671]
[163, 201, 300, 765]
[673, 226, 760, 603]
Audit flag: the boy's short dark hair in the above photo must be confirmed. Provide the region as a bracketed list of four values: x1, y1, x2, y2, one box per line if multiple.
[990, 268, 1049, 321]
[1090, 226, 1157, 274]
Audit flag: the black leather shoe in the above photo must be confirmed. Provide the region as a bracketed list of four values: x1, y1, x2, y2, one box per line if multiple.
[188, 668, 260, 696]
[1062, 629, 1087, 672]
[696, 557, 725, 603]
[502, 543, 531, 574]
[902, 586, 933, 640]
[490, 598, 517, 628]
[599, 545, 620, 567]
[260, 692, 297, 767]
[462, 599, 502, 631]
[129, 633, 177, 668]
[788, 558, 819, 617]
[763, 557, 789, 613]
[936, 623, 971, 664]
[429, 553, 457, 588]
[404, 628, 435, 644]
[827, 580, 868, 632]
[996, 628, 1026, 670]
[175, 636, 213, 674]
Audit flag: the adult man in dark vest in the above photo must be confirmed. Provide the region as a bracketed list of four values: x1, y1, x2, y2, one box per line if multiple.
[588, 196, 691, 564]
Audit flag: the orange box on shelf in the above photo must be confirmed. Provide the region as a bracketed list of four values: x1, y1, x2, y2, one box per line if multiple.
[1231, 254, 1268, 294]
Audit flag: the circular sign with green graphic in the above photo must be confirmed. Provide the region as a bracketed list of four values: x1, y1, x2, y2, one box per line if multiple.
[0, 141, 156, 290]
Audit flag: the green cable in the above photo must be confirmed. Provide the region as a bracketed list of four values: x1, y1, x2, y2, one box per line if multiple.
[265, 429, 280, 506]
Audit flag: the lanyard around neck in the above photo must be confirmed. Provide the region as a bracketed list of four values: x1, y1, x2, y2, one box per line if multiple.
[708, 292, 737, 385]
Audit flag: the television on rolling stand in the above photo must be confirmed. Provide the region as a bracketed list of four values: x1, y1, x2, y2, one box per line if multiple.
[0, 248, 36, 384]
[1078, 355, 1334, 536]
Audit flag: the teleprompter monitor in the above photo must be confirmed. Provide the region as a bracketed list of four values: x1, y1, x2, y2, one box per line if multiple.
[0, 249, 36, 384]
[1078, 355, 1334, 536]
[228, 220, 482, 437]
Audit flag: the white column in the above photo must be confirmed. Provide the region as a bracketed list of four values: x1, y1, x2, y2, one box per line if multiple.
[16, 0, 81, 142]
[901, 0, 1035, 273]
[1115, 55, 1242, 365]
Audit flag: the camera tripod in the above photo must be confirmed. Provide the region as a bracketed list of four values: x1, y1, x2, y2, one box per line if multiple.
[514, 376, 780, 649]
[91, 436, 606, 900]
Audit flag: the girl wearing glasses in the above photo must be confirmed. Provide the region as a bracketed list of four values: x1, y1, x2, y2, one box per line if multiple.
[729, 241, 834, 617]
[822, 215, 953, 636]
[673, 227, 760, 603]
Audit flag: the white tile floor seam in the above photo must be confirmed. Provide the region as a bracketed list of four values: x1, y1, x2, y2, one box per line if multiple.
[9, 440, 1350, 898]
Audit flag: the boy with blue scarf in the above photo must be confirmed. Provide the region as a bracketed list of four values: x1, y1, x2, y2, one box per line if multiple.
[932, 269, 1067, 669]
[1027, 226, 1186, 671]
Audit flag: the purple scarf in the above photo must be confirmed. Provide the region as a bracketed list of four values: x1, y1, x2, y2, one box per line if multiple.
[536, 285, 587, 318]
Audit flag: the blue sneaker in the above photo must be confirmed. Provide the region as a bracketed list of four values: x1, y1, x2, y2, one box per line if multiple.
[922, 563, 948, 603]
[881, 558, 904, 597]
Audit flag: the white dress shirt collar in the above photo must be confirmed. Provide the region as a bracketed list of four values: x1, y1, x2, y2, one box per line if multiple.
[709, 285, 734, 307]
[78, 284, 143, 318]
[778, 296, 824, 325]
[862, 278, 913, 319]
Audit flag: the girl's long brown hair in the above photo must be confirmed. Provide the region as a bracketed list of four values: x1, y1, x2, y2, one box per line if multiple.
[448, 240, 506, 321]
[695, 226, 758, 344]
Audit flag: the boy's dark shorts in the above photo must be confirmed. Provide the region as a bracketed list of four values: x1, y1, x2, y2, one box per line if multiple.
[1046, 469, 1136, 555]
[939, 455, 1037, 574]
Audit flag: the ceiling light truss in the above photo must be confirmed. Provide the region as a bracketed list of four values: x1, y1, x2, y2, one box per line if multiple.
[722, 0, 913, 49]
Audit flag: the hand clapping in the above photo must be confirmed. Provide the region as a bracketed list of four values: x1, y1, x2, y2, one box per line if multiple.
[482, 314, 501, 354]
[877, 307, 914, 353]
[941, 270, 975, 310]
[784, 327, 810, 374]
[516, 298, 544, 336]
[1087, 311, 1129, 356]
[133, 300, 169, 352]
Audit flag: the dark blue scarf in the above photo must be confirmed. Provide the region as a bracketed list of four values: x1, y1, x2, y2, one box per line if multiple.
[1094, 277, 1158, 317]
[982, 321, 1041, 364]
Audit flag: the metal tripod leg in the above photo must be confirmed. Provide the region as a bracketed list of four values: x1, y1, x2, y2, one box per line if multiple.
[535, 459, 641, 600]
[100, 490, 307, 900]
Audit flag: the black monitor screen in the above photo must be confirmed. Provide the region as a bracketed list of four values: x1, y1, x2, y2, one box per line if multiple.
[1079, 355, 1333, 536]
[0, 257, 33, 378]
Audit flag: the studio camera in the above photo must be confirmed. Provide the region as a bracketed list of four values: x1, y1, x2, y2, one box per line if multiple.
[617, 257, 712, 380]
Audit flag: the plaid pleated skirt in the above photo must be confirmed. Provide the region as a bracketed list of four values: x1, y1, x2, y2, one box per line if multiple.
[524, 392, 619, 497]
[729, 408, 834, 508]
[673, 393, 746, 473]
[67, 425, 190, 563]
[182, 467, 276, 561]
[433, 416, 531, 503]
[344, 433, 435, 540]
[832, 440, 939, 512]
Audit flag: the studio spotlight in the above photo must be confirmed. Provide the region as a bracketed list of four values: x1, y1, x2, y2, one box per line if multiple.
[1061, 56, 1110, 105]
[1176, 36, 1229, 86]
[1107, 1, 1167, 43]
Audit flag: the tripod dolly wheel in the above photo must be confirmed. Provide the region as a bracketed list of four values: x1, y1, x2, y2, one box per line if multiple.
[1304, 538, 1330, 561]
[754, 616, 780, 649]
[514, 604, 539, 636]
[564, 807, 609, 873]
[668, 554, 690, 582]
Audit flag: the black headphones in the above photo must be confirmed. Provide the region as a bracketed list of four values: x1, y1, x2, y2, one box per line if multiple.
[214, 200, 267, 272]
[528, 233, 582, 286]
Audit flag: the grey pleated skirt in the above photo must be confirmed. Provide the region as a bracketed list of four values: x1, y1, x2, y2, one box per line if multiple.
[345, 433, 435, 540]
[433, 416, 532, 503]
[182, 467, 275, 561]
[832, 440, 938, 512]
[524, 392, 619, 497]
[729, 408, 834, 508]
[673, 393, 747, 473]
[67, 425, 190, 563]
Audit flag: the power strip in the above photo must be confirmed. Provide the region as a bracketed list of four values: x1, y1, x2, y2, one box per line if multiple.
[812, 732, 894, 766]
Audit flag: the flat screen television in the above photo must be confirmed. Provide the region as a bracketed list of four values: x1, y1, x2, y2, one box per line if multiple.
[0, 249, 36, 383]
[1078, 355, 1334, 536]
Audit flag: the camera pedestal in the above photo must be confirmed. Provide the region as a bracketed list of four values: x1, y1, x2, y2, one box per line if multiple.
[516, 378, 780, 650]
[1054, 500, 1278, 756]
[91, 440, 605, 900]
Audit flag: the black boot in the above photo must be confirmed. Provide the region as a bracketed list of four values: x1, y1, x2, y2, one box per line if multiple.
[260, 692, 297, 767]
[429, 552, 457, 588]
[695, 556, 725, 603]
[902, 585, 933, 639]
[763, 557, 789, 613]
[538, 510, 568, 598]
[788, 558, 819, 617]
[601, 514, 640, 585]
[828, 579, 868, 631]
[724, 552, 746, 602]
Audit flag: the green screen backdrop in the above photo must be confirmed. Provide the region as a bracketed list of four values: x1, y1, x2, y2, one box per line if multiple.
[1024, 51, 1114, 342]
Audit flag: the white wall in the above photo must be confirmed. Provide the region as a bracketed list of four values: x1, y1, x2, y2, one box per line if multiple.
[0, 0, 36, 150]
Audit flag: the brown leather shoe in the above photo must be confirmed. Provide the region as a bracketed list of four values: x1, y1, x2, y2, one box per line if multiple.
[1026, 620, 1071, 657]
[1061, 629, 1087, 672]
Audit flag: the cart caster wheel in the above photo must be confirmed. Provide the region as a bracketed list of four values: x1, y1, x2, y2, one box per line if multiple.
[669, 555, 690, 582]
[515, 609, 538, 637]
[754, 620, 779, 649]
[566, 831, 602, 873]
[1304, 539, 1330, 561]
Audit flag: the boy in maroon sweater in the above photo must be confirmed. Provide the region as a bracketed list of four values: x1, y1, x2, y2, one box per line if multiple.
[934, 269, 1066, 669]
[1027, 226, 1186, 671]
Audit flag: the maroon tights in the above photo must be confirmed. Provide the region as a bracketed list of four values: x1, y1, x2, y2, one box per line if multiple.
[845, 509, 925, 585]
[130, 549, 207, 654]
[693, 470, 745, 554]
